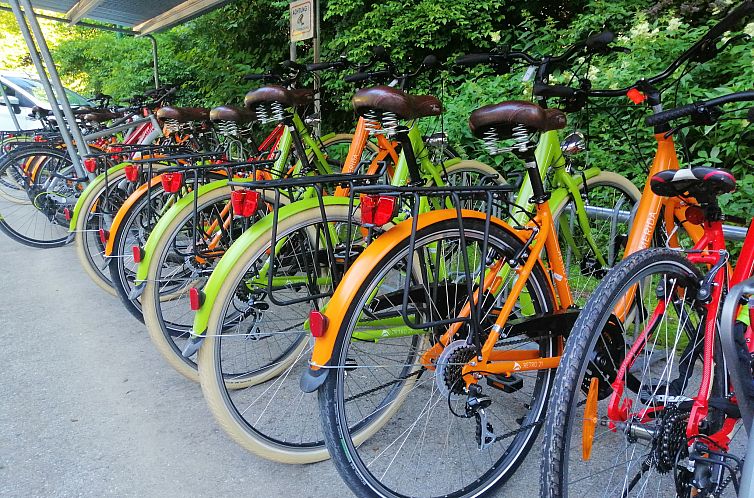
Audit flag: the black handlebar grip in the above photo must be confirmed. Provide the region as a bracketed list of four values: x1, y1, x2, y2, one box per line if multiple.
[372, 45, 389, 61]
[421, 54, 439, 68]
[344, 71, 391, 83]
[585, 31, 616, 50]
[645, 103, 698, 126]
[280, 60, 305, 71]
[307, 61, 343, 71]
[533, 82, 578, 98]
[455, 53, 494, 66]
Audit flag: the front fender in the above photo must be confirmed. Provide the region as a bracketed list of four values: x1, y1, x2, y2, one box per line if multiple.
[134, 180, 230, 285]
[191, 196, 355, 338]
[548, 166, 602, 209]
[303, 209, 533, 388]
[68, 162, 130, 232]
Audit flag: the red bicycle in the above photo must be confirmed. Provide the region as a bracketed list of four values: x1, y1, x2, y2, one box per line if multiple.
[541, 90, 754, 497]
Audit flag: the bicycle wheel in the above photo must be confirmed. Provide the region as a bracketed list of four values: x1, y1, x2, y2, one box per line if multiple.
[109, 182, 176, 321]
[73, 168, 138, 295]
[0, 146, 79, 248]
[551, 171, 641, 308]
[197, 203, 364, 463]
[319, 217, 557, 497]
[540, 248, 740, 497]
[142, 184, 273, 381]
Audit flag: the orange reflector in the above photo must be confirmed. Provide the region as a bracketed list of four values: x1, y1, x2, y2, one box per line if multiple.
[83, 157, 97, 173]
[161, 172, 183, 193]
[360, 194, 397, 227]
[582, 377, 599, 461]
[231, 189, 260, 218]
[124, 165, 139, 182]
[189, 288, 204, 311]
[309, 310, 328, 338]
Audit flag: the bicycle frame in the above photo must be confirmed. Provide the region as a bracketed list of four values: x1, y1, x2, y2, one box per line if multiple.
[607, 213, 754, 449]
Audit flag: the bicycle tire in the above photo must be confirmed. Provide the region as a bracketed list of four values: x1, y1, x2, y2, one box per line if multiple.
[320, 217, 557, 497]
[540, 248, 710, 498]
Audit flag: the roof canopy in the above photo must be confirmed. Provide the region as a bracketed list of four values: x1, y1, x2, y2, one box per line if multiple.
[1, 0, 232, 34]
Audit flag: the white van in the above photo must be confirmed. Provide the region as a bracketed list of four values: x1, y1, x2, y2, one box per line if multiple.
[0, 72, 92, 131]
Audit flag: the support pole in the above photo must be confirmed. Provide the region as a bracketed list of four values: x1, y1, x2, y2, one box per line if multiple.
[145, 35, 160, 89]
[313, 0, 321, 136]
[6, 0, 84, 174]
[0, 81, 22, 131]
[18, 0, 90, 162]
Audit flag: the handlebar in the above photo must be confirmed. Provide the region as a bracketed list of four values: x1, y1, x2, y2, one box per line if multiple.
[645, 89, 754, 126]
[344, 47, 439, 88]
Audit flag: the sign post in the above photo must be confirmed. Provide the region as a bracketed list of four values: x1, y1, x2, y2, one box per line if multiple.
[289, 0, 320, 134]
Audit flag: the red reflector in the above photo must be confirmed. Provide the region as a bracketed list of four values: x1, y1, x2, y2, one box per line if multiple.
[189, 288, 204, 311]
[83, 157, 97, 173]
[124, 164, 139, 182]
[111, 146, 122, 153]
[309, 310, 328, 338]
[685, 205, 706, 225]
[98, 228, 109, 245]
[132, 245, 143, 263]
[627, 88, 646, 105]
[231, 189, 260, 218]
[33, 135, 44, 143]
[64, 208, 71, 221]
[360, 194, 397, 226]
[161, 172, 183, 193]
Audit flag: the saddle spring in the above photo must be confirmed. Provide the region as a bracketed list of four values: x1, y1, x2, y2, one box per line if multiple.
[363, 109, 400, 137]
[163, 119, 181, 135]
[255, 102, 286, 124]
[483, 124, 531, 155]
[217, 120, 239, 137]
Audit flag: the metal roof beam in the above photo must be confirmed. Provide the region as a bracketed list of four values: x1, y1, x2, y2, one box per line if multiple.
[66, 0, 105, 25]
[0, 5, 136, 34]
[133, 0, 229, 35]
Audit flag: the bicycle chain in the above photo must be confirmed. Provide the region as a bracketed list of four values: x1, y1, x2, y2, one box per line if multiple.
[343, 331, 558, 404]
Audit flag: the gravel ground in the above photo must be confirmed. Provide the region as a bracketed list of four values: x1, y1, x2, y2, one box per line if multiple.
[0, 238, 543, 497]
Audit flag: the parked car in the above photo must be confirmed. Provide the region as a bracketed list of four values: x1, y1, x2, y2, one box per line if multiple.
[0, 72, 92, 131]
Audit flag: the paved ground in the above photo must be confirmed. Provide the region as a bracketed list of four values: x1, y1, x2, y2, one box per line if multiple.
[0, 237, 545, 497]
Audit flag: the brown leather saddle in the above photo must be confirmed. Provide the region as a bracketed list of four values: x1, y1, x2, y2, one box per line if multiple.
[156, 106, 210, 123]
[469, 101, 566, 137]
[244, 85, 314, 109]
[351, 85, 442, 120]
[210, 105, 257, 125]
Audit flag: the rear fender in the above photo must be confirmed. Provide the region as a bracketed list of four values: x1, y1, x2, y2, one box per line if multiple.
[191, 196, 354, 337]
[104, 176, 164, 256]
[134, 180, 230, 285]
[68, 162, 129, 232]
[300, 209, 541, 392]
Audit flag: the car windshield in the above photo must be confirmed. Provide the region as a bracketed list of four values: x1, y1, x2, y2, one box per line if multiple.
[5, 76, 91, 107]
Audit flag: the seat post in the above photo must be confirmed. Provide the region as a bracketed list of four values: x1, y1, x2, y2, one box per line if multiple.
[520, 148, 550, 204]
[394, 125, 423, 185]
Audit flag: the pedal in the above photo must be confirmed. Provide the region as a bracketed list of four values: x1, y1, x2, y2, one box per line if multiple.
[486, 373, 523, 393]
